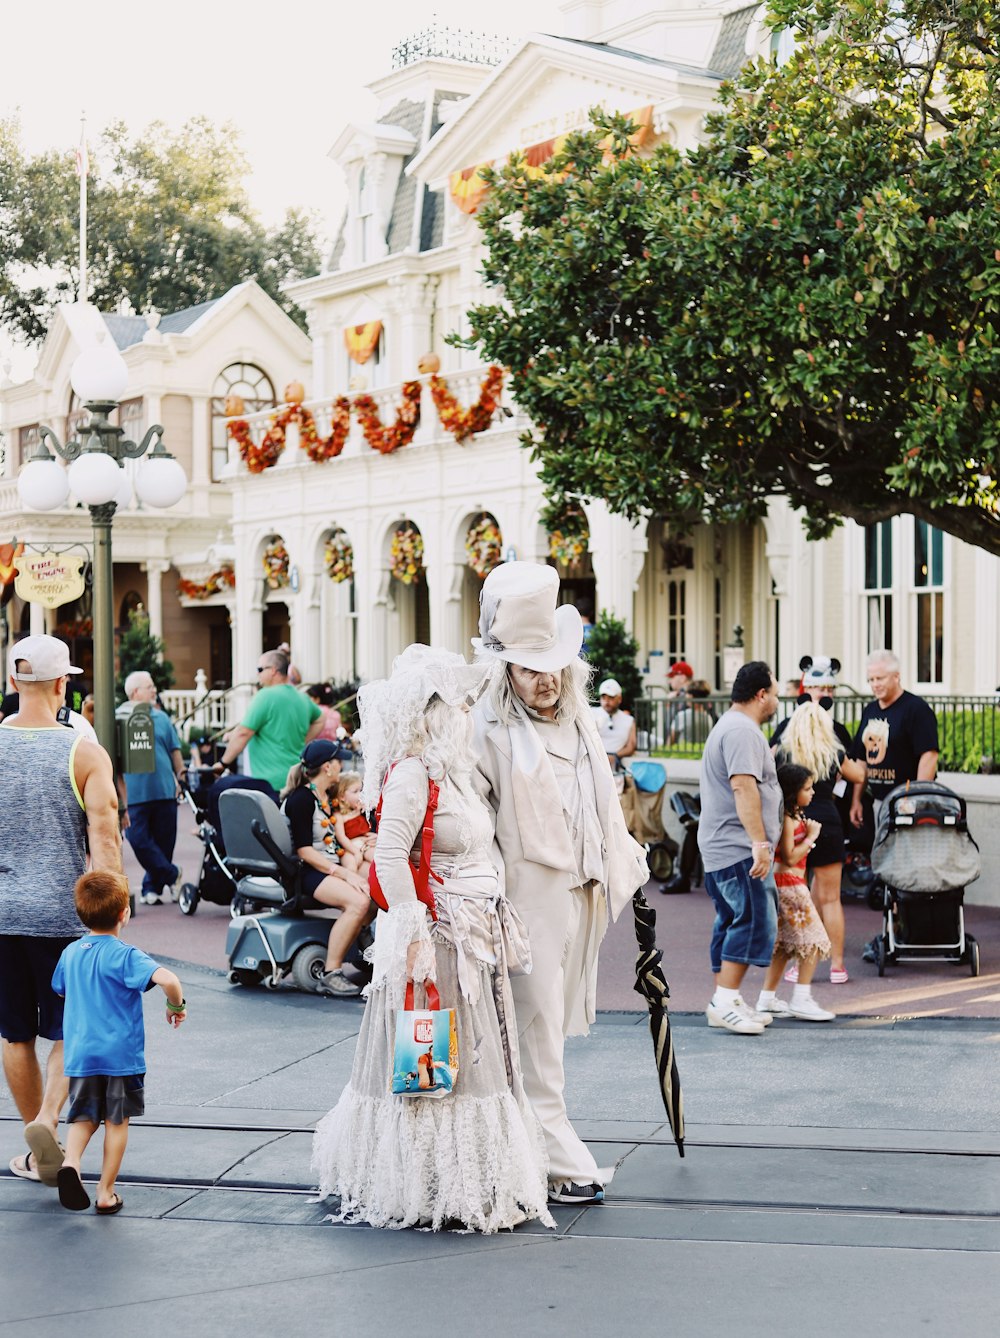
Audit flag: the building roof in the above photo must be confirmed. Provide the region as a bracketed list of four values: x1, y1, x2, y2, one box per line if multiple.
[101, 298, 222, 351]
[708, 5, 758, 80]
[552, 35, 727, 81]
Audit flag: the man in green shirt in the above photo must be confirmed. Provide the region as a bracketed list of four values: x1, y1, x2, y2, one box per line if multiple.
[214, 650, 321, 792]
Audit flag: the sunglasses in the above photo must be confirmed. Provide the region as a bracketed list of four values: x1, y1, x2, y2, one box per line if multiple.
[256, 664, 271, 673]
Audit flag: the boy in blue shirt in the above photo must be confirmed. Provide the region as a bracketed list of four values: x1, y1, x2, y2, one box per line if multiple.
[51, 871, 186, 1214]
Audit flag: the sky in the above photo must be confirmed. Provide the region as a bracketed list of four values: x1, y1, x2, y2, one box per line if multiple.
[2, 0, 565, 377]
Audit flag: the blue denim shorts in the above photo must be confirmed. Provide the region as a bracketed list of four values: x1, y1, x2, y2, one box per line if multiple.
[704, 858, 778, 970]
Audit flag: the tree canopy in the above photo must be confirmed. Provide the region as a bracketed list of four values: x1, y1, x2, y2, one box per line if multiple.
[0, 117, 320, 345]
[465, 0, 1000, 554]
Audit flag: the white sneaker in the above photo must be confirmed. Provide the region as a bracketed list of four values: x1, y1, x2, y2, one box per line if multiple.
[163, 867, 184, 903]
[706, 998, 765, 1034]
[788, 996, 835, 1022]
[740, 999, 774, 1027]
[139, 891, 162, 906]
[755, 995, 795, 1018]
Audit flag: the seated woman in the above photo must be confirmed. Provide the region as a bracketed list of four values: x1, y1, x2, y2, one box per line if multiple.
[281, 740, 371, 998]
[311, 645, 552, 1233]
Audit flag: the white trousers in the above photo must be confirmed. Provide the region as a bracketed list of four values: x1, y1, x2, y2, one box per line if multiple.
[510, 882, 603, 1186]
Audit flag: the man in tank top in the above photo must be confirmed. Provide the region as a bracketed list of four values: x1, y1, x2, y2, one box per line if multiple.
[0, 635, 121, 1191]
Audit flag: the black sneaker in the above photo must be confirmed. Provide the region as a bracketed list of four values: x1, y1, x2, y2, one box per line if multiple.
[548, 1181, 604, 1205]
[861, 937, 878, 964]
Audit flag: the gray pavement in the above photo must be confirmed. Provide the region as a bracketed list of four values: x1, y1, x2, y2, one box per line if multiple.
[2, 963, 998, 1336]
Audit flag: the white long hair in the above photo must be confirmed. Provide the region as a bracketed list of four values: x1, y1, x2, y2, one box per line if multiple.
[779, 701, 839, 781]
[484, 657, 593, 725]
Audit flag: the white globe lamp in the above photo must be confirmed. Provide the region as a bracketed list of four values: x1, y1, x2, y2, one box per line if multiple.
[18, 455, 70, 511]
[135, 451, 187, 508]
[67, 451, 124, 506]
[114, 467, 134, 510]
[70, 335, 130, 403]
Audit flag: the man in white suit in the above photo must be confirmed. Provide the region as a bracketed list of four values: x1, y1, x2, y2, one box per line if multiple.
[472, 562, 648, 1205]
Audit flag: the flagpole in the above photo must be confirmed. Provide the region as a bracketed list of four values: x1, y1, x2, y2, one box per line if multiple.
[78, 113, 88, 306]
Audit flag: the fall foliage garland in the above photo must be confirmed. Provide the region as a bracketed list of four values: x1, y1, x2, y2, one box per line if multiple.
[353, 380, 422, 455]
[429, 365, 504, 443]
[178, 566, 236, 601]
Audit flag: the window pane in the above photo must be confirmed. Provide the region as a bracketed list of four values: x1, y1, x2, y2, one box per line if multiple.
[914, 520, 929, 588]
[864, 526, 877, 590]
[881, 522, 893, 588]
[930, 527, 943, 586]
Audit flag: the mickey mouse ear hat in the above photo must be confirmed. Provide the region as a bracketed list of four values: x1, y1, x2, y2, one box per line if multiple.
[800, 654, 841, 689]
[472, 561, 583, 673]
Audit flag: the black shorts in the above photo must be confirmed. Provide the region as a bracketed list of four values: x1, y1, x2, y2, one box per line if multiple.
[67, 1073, 145, 1125]
[806, 813, 846, 869]
[0, 934, 79, 1043]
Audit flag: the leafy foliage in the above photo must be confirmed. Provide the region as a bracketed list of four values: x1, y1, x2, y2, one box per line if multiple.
[116, 610, 174, 702]
[583, 611, 644, 709]
[464, 1, 1000, 554]
[0, 116, 321, 344]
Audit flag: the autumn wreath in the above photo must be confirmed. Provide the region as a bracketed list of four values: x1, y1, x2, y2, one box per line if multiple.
[389, 526, 424, 585]
[543, 499, 589, 568]
[465, 514, 503, 578]
[324, 530, 354, 583]
[262, 540, 290, 590]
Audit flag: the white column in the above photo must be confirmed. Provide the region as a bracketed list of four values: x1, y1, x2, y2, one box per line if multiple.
[30, 601, 45, 635]
[974, 548, 999, 695]
[582, 500, 648, 629]
[190, 394, 210, 487]
[143, 559, 169, 639]
[292, 568, 323, 683]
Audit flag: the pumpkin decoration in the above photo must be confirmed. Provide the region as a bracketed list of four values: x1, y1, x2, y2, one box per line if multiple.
[417, 351, 441, 375]
[284, 380, 306, 405]
[224, 394, 245, 417]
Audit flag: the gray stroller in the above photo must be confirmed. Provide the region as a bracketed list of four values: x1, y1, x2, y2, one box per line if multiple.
[869, 781, 981, 977]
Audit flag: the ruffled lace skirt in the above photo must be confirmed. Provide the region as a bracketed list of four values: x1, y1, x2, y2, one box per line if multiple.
[775, 876, 832, 961]
[311, 935, 554, 1233]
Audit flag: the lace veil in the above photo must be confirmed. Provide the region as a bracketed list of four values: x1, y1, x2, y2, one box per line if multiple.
[358, 644, 492, 807]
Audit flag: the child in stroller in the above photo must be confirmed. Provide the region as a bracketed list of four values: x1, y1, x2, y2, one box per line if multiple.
[867, 781, 981, 977]
[177, 771, 279, 915]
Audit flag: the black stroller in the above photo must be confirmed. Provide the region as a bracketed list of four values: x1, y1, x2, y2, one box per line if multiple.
[176, 771, 279, 915]
[869, 781, 981, 977]
[617, 760, 678, 885]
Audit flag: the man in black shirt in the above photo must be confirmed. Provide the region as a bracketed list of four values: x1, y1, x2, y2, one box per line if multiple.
[849, 651, 939, 825]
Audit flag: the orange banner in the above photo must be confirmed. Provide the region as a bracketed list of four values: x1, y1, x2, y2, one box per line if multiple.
[449, 163, 493, 215]
[344, 320, 383, 366]
[0, 543, 23, 587]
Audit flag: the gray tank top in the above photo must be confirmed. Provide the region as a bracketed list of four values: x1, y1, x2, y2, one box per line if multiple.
[0, 725, 88, 936]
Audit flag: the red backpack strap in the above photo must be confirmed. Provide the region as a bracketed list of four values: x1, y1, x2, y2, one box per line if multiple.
[412, 775, 439, 897]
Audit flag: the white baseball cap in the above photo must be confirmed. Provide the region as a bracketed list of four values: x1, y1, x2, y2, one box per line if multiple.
[8, 635, 83, 682]
[598, 678, 623, 696]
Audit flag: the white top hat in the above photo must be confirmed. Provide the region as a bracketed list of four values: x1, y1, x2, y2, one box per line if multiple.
[472, 561, 583, 673]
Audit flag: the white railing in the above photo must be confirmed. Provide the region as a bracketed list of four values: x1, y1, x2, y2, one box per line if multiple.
[224, 366, 526, 472]
[160, 669, 234, 736]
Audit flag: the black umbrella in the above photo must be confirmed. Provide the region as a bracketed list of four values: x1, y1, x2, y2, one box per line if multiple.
[632, 888, 685, 1157]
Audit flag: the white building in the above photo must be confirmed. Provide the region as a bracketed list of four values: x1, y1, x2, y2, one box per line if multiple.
[3, 1, 997, 704]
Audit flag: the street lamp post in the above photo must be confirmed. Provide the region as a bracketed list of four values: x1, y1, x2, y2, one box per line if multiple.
[17, 335, 187, 761]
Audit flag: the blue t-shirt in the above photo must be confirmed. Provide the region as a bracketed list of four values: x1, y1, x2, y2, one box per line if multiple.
[51, 936, 160, 1076]
[123, 706, 181, 804]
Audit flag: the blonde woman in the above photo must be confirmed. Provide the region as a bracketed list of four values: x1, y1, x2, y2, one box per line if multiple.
[774, 702, 865, 984]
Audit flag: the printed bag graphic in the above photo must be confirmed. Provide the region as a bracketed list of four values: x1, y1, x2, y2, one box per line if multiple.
[392, 981, 458, 1098]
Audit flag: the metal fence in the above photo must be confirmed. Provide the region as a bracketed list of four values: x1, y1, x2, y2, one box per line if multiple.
[632, 695, 1000, 774]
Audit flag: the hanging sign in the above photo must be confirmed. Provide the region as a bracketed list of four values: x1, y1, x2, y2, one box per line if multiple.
[14, 551, 87, 609]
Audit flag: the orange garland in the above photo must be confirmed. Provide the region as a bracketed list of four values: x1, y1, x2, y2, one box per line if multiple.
[178, 566, 236, 601]
[354, 381, 422, 455]
[429, 365, 504, 443]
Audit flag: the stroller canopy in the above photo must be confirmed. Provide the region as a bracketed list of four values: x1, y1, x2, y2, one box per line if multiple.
[872, 781, 980, 893]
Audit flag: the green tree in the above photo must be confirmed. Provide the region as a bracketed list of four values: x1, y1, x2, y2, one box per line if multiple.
[0, 116, 321, 345]
[116, 610, 174, 702]
[584, 611, 644, 710]
[465, 0, 1000, 554]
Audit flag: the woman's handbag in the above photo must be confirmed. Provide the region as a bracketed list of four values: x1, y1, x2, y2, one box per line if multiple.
[368, 764, 442, 919]
[391, 980, 458, 1098]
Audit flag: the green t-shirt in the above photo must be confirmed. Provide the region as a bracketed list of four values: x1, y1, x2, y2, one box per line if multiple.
[241, 685, 321, 792]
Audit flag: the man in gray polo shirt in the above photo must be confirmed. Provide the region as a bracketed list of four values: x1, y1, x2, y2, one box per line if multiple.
[698, 661, 782, 1035]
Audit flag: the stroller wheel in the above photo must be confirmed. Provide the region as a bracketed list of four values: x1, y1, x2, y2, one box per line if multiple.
[178, 883, 199, 916]
[876, 937, 887, 977]
[967, 937, 980, 978]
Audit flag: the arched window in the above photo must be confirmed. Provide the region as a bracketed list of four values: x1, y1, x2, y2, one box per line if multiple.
[210, 363, 276, 480]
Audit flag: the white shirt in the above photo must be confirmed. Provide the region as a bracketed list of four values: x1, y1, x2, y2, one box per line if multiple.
[591, 706, 633, 755]
[4, 709, 97, 742]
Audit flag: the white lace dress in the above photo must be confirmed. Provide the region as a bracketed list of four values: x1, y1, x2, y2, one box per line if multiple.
[311, 756, 553, 1232]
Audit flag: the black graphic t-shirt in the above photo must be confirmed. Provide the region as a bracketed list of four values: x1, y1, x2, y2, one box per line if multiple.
[850, 691, 939, 798]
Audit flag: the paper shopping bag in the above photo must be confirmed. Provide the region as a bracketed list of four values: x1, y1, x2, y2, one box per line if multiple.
[391, 981, 458, 1098]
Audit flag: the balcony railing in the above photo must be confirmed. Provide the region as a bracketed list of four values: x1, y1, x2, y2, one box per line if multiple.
[225, 368, 526, 474]
[391, 24, 516, 70]
[632, 694, 1000, 775]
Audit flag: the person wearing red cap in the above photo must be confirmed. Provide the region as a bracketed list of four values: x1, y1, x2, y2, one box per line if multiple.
[666, 661, 695, 734]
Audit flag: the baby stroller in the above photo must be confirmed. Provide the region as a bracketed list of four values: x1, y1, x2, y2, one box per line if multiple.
[176, 771, 279, 915]
[661, 789, 702, 894]
[618, 760, 677, 886]
[868, 781, 981, 977]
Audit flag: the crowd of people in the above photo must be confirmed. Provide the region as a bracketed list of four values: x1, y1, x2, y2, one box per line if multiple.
[0, 570, 943, 1231]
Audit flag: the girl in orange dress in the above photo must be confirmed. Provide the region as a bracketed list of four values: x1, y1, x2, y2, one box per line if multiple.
[756, 764, 835, 1022]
